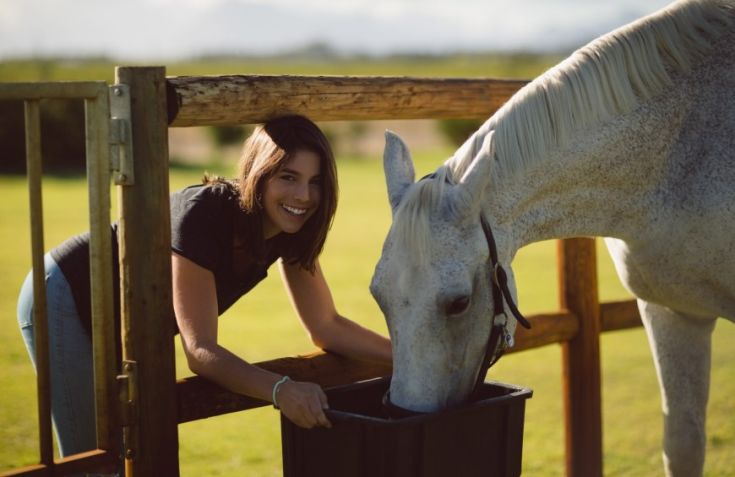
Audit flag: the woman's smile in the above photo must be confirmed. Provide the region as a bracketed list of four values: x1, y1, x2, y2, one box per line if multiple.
[281, 204, 308, 216]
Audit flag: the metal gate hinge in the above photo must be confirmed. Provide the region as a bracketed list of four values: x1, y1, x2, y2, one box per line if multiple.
[117, 359, 138, 427]
[109, 84, 134, 185]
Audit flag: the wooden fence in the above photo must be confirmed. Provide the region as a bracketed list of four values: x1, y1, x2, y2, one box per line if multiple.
[2, 66, 642, 477]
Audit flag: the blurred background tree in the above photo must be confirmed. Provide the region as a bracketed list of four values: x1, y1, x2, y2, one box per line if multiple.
[0, 99, 85, 174]
[436, 118, 484, 147]
[206, 125, 250, 147]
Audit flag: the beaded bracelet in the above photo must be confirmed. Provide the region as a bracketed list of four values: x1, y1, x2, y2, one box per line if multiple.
[272, 376, 291, 409]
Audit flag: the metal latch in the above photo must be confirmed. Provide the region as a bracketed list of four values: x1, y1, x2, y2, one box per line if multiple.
[109, 84, 134, 185]
[117, 359, 137, 427]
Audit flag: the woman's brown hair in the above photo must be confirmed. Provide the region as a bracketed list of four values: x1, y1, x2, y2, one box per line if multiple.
[235, 115, 338, 272]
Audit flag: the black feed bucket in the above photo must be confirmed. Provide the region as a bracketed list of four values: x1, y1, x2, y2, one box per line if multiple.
[281, 377, 532, 477]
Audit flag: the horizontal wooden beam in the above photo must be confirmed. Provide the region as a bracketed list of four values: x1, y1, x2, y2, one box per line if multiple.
[177, 352, 392, 423]
[600, 299, 641, 332]
[166, 75, 529, 127]
[0, 450, 116, 477]
[510, 311, 579, 353]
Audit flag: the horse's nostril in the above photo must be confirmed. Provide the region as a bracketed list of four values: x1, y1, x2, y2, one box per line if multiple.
[445, 295, 471, 316]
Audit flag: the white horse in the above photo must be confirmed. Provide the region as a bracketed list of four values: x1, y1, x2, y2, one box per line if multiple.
[370, 1, 734, 475]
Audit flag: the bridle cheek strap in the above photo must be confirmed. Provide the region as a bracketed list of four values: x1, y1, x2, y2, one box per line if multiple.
[472, 215, 531, 394]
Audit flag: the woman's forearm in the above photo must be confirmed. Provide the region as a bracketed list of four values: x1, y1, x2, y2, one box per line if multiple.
[185, 341, 281, 402]
[312, 315, 393, 365]
[185, 340, 335, 428]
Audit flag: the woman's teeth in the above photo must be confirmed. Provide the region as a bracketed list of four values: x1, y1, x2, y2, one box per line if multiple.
[282, 204, 307, 216]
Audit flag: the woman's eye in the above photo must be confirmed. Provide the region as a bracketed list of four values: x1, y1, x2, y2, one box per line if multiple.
[280, 174, 296, 181]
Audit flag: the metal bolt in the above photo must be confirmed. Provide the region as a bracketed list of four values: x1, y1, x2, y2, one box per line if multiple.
[126, 448, 135, 459]
[124, 362, 132, 372]
[113, 87, 123, 97]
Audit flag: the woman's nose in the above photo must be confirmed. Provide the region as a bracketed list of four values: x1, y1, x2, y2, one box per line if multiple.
[293, 181, 310, 202]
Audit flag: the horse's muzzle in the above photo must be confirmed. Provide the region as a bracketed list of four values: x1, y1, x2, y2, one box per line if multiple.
[381, 390, 428, 419]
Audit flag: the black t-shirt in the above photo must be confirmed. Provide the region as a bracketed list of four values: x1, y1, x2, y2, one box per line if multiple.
[51, 182, 280, 338]
[170, 182, 280, 315]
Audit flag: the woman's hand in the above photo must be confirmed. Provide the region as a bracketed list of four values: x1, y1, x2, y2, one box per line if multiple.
[276, 380, 332, 429]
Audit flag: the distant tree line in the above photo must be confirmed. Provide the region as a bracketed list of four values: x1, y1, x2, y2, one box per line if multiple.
[0, 100, 249, 174]
[437, 119, 484, 147]
[0, 99, 86, 174]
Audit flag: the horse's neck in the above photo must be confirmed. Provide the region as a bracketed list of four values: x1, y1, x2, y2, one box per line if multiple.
[490, 79, 693, 251]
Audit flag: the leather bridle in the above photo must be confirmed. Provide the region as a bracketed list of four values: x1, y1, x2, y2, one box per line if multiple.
[382, 197, 532, 418]
[473, 215, 531, 392]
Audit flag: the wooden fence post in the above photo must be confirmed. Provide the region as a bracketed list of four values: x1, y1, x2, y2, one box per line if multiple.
[116, 66, 179, 476]
[558, 238, 603, 477]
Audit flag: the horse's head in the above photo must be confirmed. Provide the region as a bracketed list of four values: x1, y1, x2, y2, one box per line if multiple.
[371, 131, 525, 413]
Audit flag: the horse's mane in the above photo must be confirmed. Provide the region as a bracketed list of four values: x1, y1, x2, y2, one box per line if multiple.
[448, 0, 734, 181]
[393, 0, 733, 261]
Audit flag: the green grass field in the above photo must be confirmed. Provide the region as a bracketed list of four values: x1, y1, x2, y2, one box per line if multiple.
[1, 148, 733, 476]
[0, 54, 560, 82]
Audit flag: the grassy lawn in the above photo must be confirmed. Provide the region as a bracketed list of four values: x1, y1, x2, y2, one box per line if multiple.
[1, 145, 733, 476]
[0, 54, 561, 83]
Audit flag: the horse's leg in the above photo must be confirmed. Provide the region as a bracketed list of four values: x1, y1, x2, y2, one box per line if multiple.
[638, 299, 716, 477]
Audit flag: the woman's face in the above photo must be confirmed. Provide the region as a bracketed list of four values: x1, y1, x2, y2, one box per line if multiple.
[261, 149, 322, 238]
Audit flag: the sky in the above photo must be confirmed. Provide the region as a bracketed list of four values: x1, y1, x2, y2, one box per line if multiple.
[0, 0, 675, 60]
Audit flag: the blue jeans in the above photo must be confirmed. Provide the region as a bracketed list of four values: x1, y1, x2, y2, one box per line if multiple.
[17, 254, 98, 458]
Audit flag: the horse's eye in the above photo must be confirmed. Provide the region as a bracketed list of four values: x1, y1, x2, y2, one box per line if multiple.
[445, 295, 471, 316]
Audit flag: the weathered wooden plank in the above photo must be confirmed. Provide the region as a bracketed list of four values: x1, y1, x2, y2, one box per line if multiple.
[24, 99, 54, 468]
[167, 75, 528, 126]
[116, 66, 179, 476]
[510, 311, 579, 353]
[84, 89, 120, 455]
[558, 238, 603, 477]
[177, 352, 392, 423]
[0, 450, 117, 477]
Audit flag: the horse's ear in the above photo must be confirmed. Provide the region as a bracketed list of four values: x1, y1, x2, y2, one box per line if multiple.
[457, 130, 495, 211]
[383, 130, 415, 212]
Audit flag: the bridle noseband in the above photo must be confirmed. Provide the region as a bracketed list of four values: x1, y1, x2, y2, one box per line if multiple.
[382, 174, 531, 418]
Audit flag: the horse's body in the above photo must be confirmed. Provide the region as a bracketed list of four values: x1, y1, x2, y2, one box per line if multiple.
[370, 1, 735, 475]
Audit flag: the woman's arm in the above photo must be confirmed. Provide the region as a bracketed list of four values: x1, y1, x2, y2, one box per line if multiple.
[279, 259, 393, 365]
[172, 252, 331, 428]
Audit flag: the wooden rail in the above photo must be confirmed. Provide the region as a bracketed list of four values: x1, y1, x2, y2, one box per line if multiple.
[2, 451, 118, 477]
[166, 75, 529, 126]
